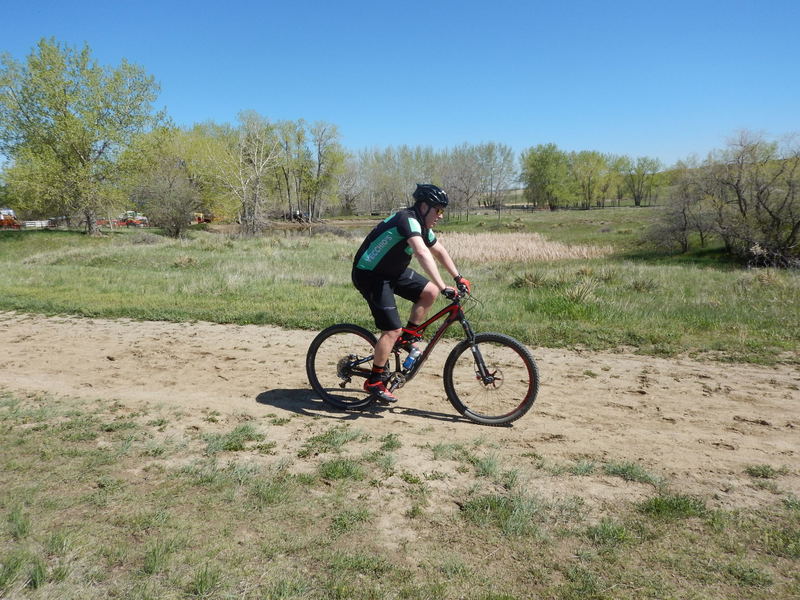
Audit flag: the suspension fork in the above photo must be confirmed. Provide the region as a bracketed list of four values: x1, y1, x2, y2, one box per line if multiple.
[458, 313, 495, 384]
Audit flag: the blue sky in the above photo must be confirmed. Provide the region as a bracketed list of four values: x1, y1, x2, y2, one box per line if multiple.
[2, 0, 798, 167]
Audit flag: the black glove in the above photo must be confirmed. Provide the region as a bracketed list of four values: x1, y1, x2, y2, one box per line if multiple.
[441, 287, 458, 300]
[455, 275, 471, 294]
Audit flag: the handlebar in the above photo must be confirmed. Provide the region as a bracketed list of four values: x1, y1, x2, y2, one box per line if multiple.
[441, 287, 469, 301]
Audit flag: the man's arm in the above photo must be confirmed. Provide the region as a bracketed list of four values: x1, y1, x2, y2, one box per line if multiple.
[429, 241, 460, 280]
[407, 236, 449, 291]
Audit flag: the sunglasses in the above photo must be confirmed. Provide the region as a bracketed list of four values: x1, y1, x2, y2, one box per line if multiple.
[435, 207, 445, 216]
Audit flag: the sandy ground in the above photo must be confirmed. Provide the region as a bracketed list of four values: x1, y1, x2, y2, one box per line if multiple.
[1, 311, 798, 511]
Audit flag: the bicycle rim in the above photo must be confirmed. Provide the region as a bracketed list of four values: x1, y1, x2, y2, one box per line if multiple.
[443, 333, 539, 426]
[306, 324, 378, 410]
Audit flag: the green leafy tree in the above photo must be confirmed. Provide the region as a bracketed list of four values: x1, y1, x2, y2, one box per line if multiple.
[123, 127, 201, 237]
[520, 143, 569, 209]
[568, 150, 608, 209]
[0, 38, 162, 233]
[621, 155, 662, 207]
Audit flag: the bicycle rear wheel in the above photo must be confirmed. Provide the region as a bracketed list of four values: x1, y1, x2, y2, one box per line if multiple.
[306, 324, 378, 410]
[443, 333, 539, 426]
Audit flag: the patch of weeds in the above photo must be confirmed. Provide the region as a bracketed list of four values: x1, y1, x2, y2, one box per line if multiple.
[400, 470, 423, 485]
[534, 458, 568, 476]
[585, 518, 633, 547]
[329, 551, 391, 575]
[330, 507, 371, 534]
[500, 469, 520, 490]
[363, 449, 396, 475]
[270, 417, 291, 426]
[298, 425, 364, 458]
[254, 441, 278, 455]
[431, 442, 470, 462]
[8, 505, 31, 540]
[188, 563, 222, 598]
[783, 495, 800, 511]
[45, 530, 72, 556]
[124, 509, 171, 533]
[181, 458, 227, 487]
[461, 493, 543, 536]
[745, 464, 788, 479]
[725, 561, 774, 587]
[318, 458, 364, 481]
[204, 424, 264, 455]
[0, 549, 26, 592]
[58, 415, 98, 442]
[101, 420, 137, 433]
[763, 524, 800, 558]
[143, 537, 183, 575]
[569, 460, 596, 476]
[603, 461, 663, 486]
[203, 410, 221, 423]
[471, 453, 501, 479]
[264, 576, 311, 598]
[142, 441, 169, 457]
[380, 433, 402, 451]
[638, 492, 707, 520]
[628, 277, 659, 293]
[147, 417, 169, 430]
[437, 556, 471, 577]
[559, 565, 606, 599]
[511, 271, 550, 289]
[249, 466, 299, 507]
[563, 279, 597, 303]
[26, 555, 47, 589]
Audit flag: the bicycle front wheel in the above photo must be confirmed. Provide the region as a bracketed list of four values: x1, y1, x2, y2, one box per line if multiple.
[443, 333, 539, 426]
[306, 324, 378, 410]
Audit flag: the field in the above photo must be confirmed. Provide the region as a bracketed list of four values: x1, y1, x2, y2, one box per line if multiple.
[1, 207, 799, 599]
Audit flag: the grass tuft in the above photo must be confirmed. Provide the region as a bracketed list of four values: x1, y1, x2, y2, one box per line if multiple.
[638, 493, 707, 519]
[603, 461, 663, 486]
[318, 457, 365, 481]
[204, 424, 265, 454]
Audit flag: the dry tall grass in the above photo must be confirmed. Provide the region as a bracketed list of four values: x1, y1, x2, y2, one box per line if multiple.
[440, 232, 613, 263]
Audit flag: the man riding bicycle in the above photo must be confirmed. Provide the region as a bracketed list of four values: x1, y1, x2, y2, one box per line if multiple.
[351, 183, 471, 402]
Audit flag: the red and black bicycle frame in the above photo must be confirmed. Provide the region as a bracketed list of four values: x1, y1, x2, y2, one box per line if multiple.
[387, 296, 492, 391]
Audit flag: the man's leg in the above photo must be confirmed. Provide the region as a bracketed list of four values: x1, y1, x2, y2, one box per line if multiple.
[408, 282, 438, 326]
[373, 328, 402, 370]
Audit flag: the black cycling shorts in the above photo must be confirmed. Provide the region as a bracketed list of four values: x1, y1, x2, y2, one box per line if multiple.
[351, 268, 429, 331]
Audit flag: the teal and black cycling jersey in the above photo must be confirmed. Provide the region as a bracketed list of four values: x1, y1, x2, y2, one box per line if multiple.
[353, 208, 437, 278]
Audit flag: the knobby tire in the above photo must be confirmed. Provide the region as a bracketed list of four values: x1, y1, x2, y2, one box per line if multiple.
[306, 324, 378, 410]
[443, 332, 539, 426]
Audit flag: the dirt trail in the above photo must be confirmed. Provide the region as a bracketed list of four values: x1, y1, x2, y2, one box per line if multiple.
[1, 311, 798, 508]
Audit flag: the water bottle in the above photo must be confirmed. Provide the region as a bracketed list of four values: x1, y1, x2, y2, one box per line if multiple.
[403, 346, 421, 370]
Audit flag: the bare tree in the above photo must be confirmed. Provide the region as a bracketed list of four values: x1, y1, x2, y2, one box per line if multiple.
[208, 111, 279, 235]
[651, 132, 800, 266]
[478, 142, 517, 208]
[709, 131, 800, 266]
[441, 144, 483, 219]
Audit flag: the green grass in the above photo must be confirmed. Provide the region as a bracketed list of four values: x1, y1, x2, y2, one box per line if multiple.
[1, 214, 798, 363]
[1, 391, 799, 599]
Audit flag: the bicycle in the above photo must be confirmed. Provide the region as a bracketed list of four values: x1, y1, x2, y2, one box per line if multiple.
[305, 290, 539, 426]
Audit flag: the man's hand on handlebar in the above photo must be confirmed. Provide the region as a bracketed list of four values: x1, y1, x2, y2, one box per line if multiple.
[455, 275, 471, 295]
[441, 287, 459, 300]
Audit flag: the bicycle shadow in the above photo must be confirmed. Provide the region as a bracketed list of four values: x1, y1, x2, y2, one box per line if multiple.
[255, 388, 475, 425]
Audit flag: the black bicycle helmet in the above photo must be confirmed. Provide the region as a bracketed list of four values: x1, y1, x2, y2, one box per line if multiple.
[412, 183, 449, 208]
